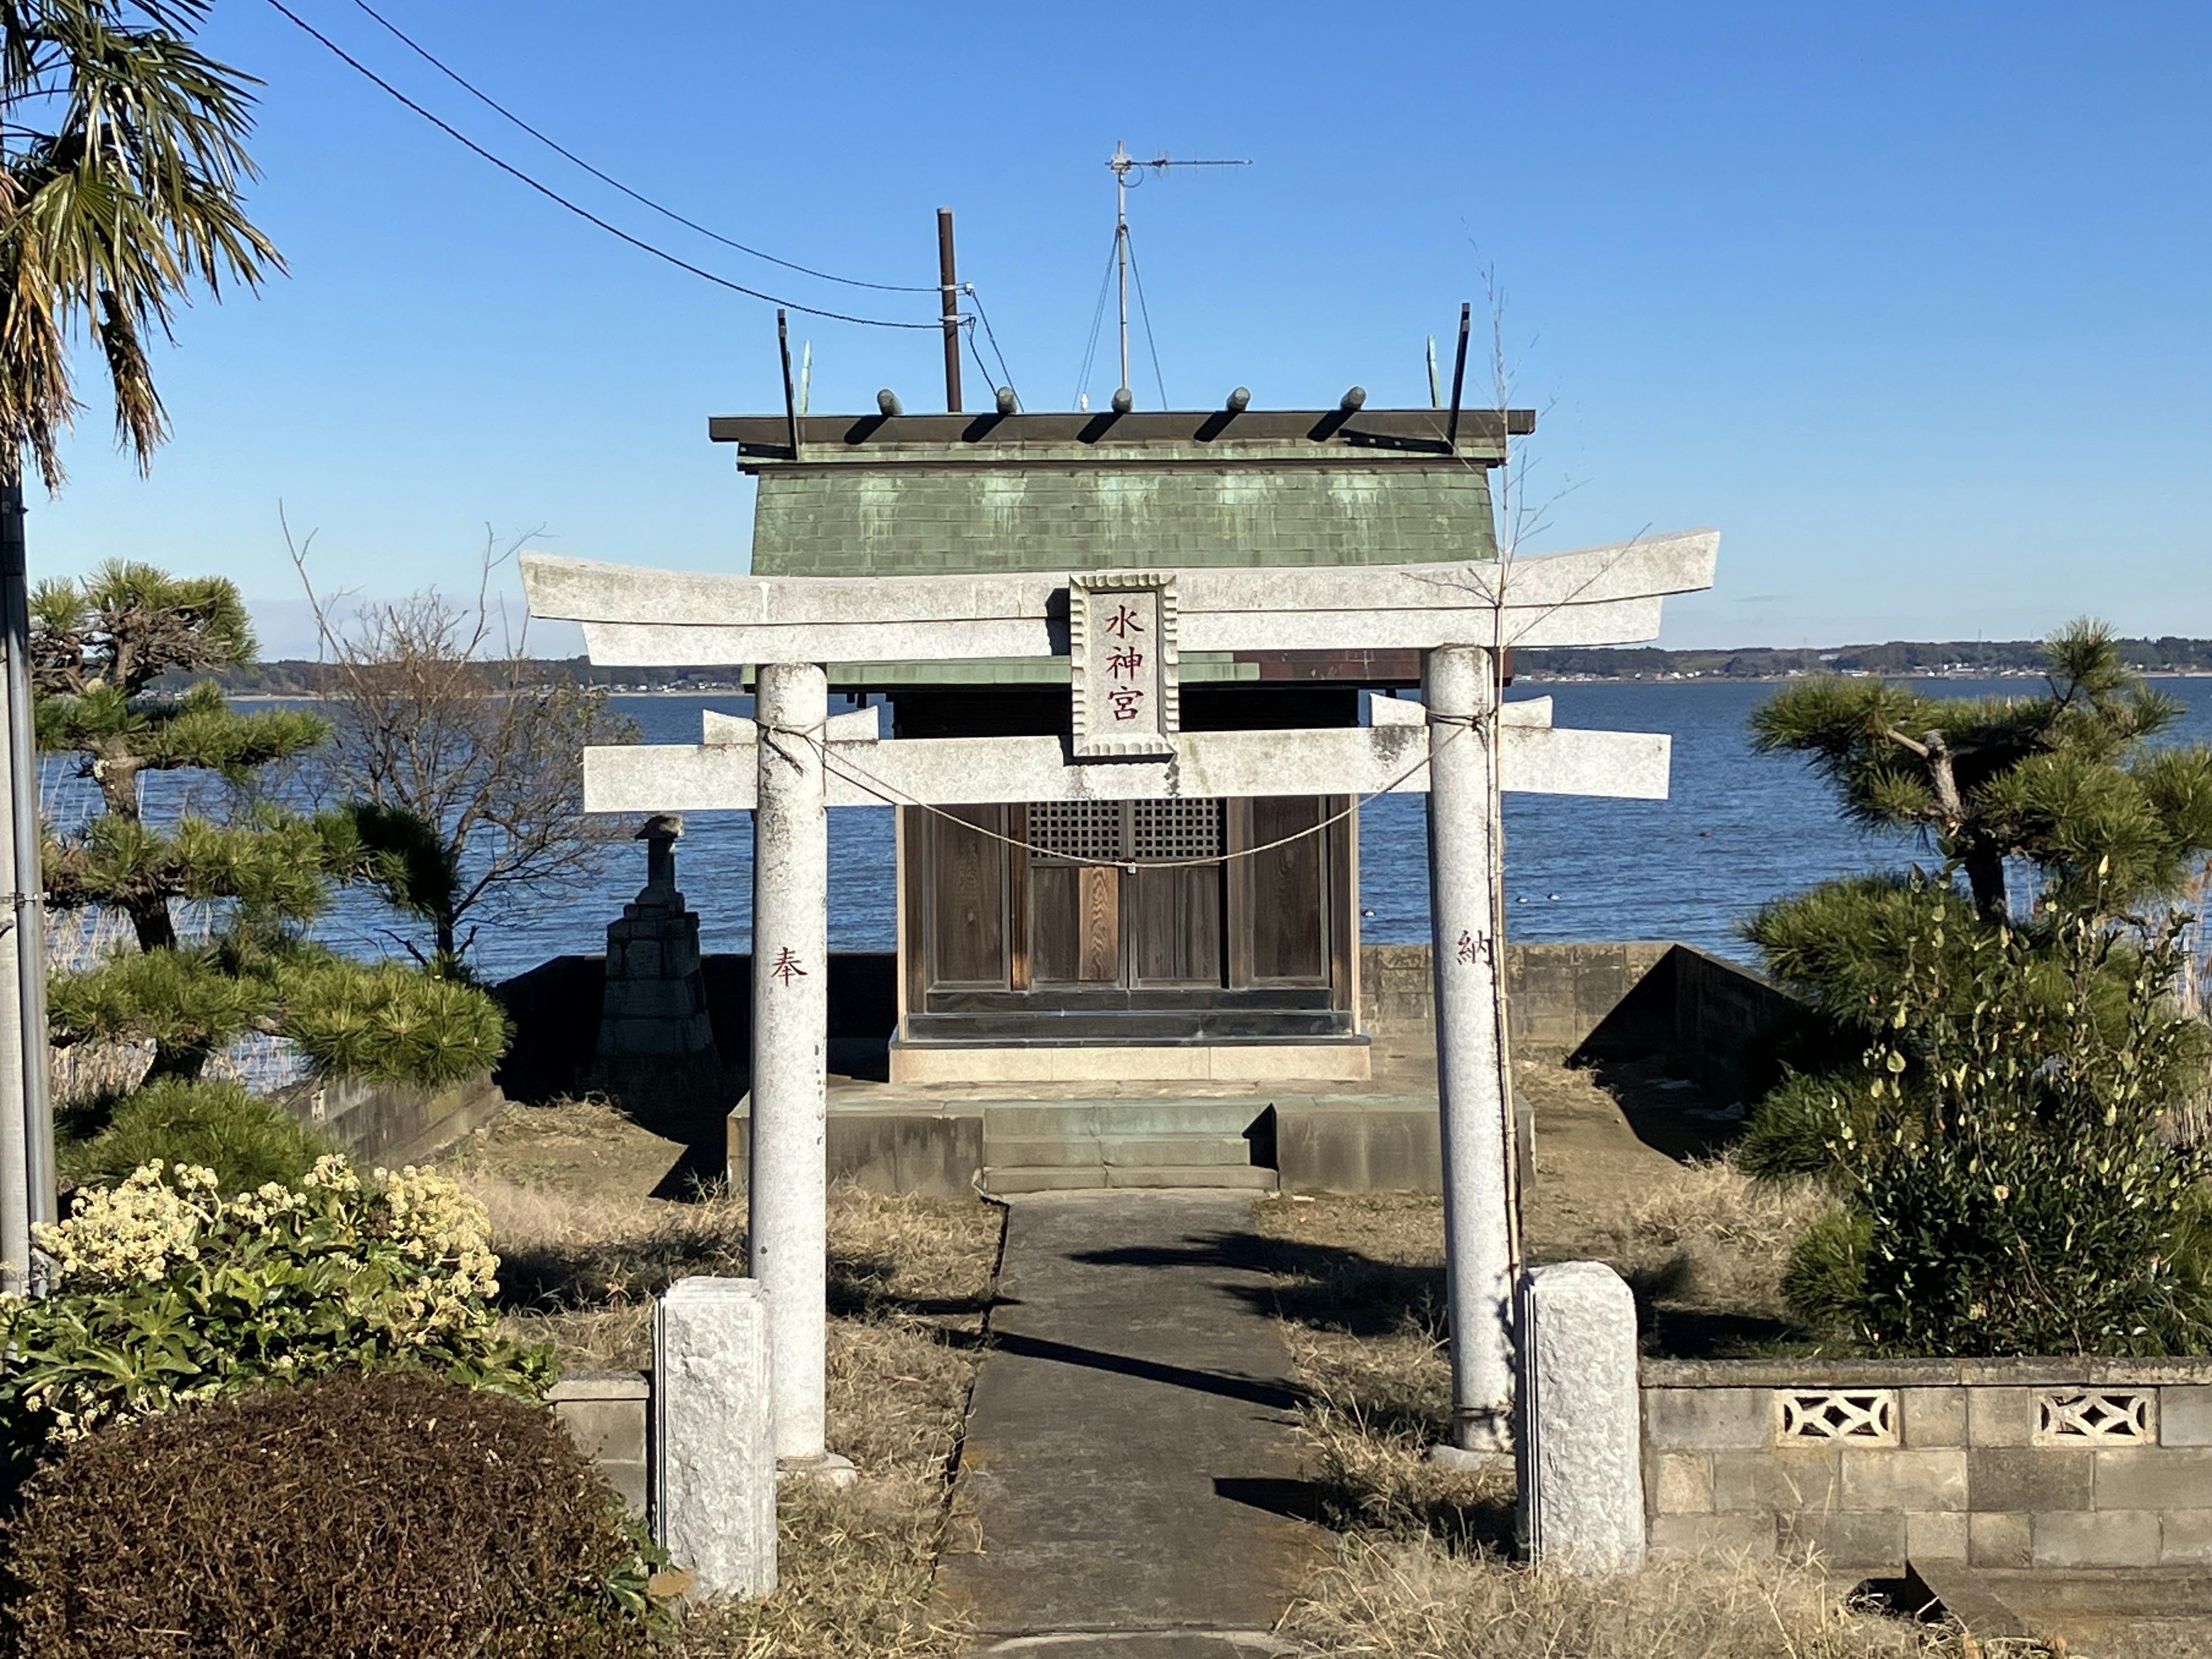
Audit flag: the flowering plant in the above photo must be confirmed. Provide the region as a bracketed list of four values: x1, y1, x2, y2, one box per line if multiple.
[0, 1154, 554, 1452]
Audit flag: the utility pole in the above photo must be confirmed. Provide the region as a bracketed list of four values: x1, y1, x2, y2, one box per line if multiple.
[937, 207, 962, 414]
[0, 479, 49, 1289]
[1104, 143, 1248, 406]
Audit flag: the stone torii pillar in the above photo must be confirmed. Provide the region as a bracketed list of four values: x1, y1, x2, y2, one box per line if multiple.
[1424, 643, 1517, 1457]
[749, 662, 836, 1473]
[522, 531, 1719, 1469]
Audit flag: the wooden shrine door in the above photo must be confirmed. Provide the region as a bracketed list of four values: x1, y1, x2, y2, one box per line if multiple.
[908, 796, 1349, 1014]
[1025, 800, 1223, 989]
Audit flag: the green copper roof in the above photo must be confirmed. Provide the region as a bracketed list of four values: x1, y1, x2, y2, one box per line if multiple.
[747, 461, 1500, 578]
[713, 406, 1521, 580]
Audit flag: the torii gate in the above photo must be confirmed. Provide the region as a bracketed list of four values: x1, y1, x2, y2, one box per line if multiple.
[523, 528, 1718, 1471]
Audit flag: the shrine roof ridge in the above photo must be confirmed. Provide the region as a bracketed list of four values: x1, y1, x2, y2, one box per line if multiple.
[709, 406, 1538, 469]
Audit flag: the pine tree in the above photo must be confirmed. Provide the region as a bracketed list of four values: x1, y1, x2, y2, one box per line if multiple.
[1749, 620, 2212, 921]
[1743, 622, 2212, 1354]
[35, 563, 326, 951]
[34, 563, 507, 1088]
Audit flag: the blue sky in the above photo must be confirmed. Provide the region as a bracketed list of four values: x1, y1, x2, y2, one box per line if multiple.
[29, 1, 2212, 654]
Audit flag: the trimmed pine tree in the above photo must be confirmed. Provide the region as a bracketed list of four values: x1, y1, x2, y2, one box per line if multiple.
[35, 563, 507, 1092]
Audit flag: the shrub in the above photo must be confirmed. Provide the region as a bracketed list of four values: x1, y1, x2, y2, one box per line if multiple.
[1778, 880, 2212, 1355]
[63, 1078, 331, 1195]
[1, 1368, 664, 1659]
[0, 1154, 552, 1459]
[1736, 1069, 1861, 1180]
[283, 956, 512, 1086]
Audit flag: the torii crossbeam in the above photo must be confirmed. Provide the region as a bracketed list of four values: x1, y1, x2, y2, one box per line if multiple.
[524, 529, 1719, 1468]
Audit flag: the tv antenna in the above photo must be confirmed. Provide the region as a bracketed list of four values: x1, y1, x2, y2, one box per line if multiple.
[1106, 142, 1249, 404]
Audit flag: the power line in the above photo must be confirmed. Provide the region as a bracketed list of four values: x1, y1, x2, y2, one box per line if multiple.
[963, 322, 998, 406]
[963, 283, 1020, 406]
[263, 0, 938, 329]
[343, 0, 935, 297]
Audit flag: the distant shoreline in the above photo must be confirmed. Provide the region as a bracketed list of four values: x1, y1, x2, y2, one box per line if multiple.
[197, 638, 2212, 698]
[226, 668, 2212, 700]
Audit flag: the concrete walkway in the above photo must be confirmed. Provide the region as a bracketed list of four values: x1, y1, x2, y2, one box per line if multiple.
[940, 1191, 1325, 1659]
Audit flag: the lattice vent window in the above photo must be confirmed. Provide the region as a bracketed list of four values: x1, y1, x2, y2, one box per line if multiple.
[1775, 1390, 1899, 1445]
[1029, 801, 1124, 863]
[1131, 798, 1222, 862]
[2036, 1391, 2153, 1444]
[1027, 800, 1224, 865]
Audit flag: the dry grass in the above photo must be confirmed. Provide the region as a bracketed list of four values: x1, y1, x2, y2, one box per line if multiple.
[1256, 1162, 2034, 1659]
[1284, 1536, 2039, 1659]
[448, 1099, 1004, 1659]
[1255, 1195, 1493, 1544]
[1595, 1156, 1834, 1336]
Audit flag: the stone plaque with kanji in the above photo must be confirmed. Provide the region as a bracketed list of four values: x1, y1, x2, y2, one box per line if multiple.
[1069, 571, 1179, 758]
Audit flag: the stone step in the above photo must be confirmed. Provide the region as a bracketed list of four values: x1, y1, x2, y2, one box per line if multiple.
[980, 1164, 1278, 1195]
[982, 1101, 1268, 1139]
[985, 1133, 1257, 1170]
[982, 1166, 1109, 1194]
[1107, 1164, 1278, 1191]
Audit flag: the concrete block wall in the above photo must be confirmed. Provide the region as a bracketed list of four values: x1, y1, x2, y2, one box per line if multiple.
[1358, 941, 1787, 1065]
[550, 1370, 651, 1516]
[1644, 1359, 2212, 1570]
[277, 1069, 507, 1168]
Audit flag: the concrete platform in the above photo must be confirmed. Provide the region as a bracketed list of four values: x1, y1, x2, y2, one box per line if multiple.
[938, 1191, 1325, 1650]
[1908, 1560, 2212, 1654]
[728, 1069, 1527, 1197]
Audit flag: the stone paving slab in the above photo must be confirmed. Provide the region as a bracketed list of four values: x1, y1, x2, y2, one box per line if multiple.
[939, 1191, 1324, 1649]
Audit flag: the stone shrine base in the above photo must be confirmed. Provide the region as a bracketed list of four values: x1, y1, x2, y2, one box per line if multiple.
[727, 1030, 1532, 1199]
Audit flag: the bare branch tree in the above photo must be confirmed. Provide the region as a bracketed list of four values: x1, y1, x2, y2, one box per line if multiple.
[287, 513, 638, 973]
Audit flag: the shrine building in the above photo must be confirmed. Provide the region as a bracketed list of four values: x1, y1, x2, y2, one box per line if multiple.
[707, 396, 1535, 1086]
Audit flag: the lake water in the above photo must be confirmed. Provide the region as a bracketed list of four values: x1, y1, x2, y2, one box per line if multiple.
[48, 677, 2212, 984]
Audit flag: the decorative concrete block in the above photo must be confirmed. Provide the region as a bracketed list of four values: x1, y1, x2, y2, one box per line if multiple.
[1968, 1510, 2032, 1568]
[1839, 1448, 1969, 1513]
[1645, 1387, 1768, 1450]
[2092, 1446, 2212, 1510]
[2161, 1510, 2212, 1565]
[1516, 1263, 1643, 1574]
[1968, 1446, 2092, 1512]
[2032, 1509, 2162, 1569]
[1906, 1511, 1969, 1562]
[1647, 1512, 1776, 1557]
[654, 1278, 776, 1599]
[1901, 1387, 1968, 1448]
[1779, 1510, 1906, 1569]
[1965, 1386, 2033, 1447]
[1651, 1451, 1713, 1515]
[1709, 1448, 1839, 1514]
[2161, 1385, 2212, 1446]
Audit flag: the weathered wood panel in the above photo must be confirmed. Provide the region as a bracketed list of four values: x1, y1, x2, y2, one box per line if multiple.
[926, 806, 1006, 988]
[1130, 865, 1224, 987]
[1078, 866, 1119, 983]
[1243, 797, 1328, 985]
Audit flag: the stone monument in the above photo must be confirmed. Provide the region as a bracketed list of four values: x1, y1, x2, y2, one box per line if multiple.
[598, 814, 715, 1063]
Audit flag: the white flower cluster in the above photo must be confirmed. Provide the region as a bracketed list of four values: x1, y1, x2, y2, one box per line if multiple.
[35, 1164, 218, 1285]
[371, 1163, 500, 1298]
[3, 1152, 532, 1446]
[31, 1154, 500, 1304]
